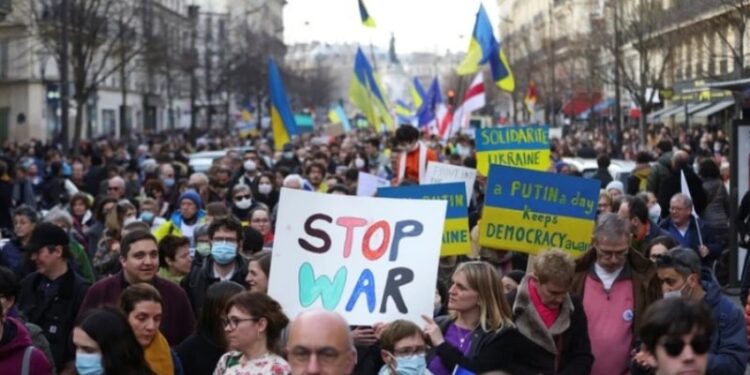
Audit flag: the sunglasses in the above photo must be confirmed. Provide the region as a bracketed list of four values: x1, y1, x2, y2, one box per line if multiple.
[660, 335, 711, 357]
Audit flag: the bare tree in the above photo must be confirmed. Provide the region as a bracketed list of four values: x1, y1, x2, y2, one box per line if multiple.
[28, 0, 144, 148]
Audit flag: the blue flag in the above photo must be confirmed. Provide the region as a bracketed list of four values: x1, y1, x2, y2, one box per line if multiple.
[417, 77, 442, 127]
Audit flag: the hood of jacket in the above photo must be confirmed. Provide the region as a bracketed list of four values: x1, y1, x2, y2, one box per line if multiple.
[169, 209, 206, 227]
[700, 268, 722, 309]
[0, 318, 32, 359]
[513, 276, 574, 355]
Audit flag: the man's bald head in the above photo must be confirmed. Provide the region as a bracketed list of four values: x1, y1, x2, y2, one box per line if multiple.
[672, 150, 690, 169]
[287, 310, 356, 375]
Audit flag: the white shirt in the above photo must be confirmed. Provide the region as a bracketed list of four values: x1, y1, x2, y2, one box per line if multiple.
[594, 262, 624, 290]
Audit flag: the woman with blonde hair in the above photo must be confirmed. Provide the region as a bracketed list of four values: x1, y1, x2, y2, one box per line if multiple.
[422, 261, 517, 375]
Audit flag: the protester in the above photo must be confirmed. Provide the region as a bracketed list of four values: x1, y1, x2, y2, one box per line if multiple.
[43, 209, 96, 283]
[698, 158, 729, 249]
[157, 235, 192, 284]
[422, 261, 516, 374]
[615, 195, 671, 254]
[500, 270, 525, 294]
[656, 151, 707, 219]
[181, 216, 248, 316]
[637, 299, 713, 375]
[78, 230, 195, 346]
[213, 292, 291, 374]
[571, 213, 661, 375]
[644, 235, 678, 263]
[606, 180, 625, 201]
[393, 125, 437, 185]
[594, 154, 613, 188]
[176, 281, 245, 375]
[659, 193, 720, 263]
[0, 206, 38, 279]
[17, 222, 90, 371]
[251, 172, 279, 212]
[119, 284, 183, 375]
[597, 190, 612, 217]
[627, 151, 653, 195]
[0, 286, 53, 374]
[153, 190, 206, 250]
[653, 248, 748, 373]
[287, 310, 357, 375]
[249, 207, 274, 248]
[73, 307, 154, 375]
[246, 251, 271, 294]
[378, 320, 433, 375]
[229, 184, 258, 224]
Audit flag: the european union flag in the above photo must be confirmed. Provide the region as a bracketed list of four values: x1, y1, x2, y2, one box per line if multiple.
[417, 77, 442, 128]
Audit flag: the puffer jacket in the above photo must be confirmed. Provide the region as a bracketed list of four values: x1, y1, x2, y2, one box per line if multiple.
[702, 178, 729, 231]
[0, 317, 53, 374]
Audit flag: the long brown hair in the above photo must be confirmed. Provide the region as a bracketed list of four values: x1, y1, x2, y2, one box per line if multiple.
[450, 261, 514, 332]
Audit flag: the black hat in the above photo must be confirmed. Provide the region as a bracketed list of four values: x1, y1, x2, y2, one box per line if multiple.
[26, 222, 68, 253]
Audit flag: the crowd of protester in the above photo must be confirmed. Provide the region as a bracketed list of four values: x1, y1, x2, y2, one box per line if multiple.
[0, 120, 741, 374]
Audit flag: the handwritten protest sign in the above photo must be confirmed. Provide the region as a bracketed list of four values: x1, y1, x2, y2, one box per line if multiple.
[476, 125, 551, 175]
[423, 161, 477, 200]
[356, 172, 391, 196]
[268, 188, 445, 325]
[479, 165, 599, 257]
[378, 182, 470, 256]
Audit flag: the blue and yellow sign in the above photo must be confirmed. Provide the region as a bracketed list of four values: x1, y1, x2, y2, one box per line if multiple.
[475, 125, 551, 175]
[479, 165, 599, 256]
[378, 182, 470, 256]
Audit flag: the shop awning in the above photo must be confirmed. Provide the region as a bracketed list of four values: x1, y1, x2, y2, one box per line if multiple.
[654, 105, 686, 122]
[672, 102, 714, 123]
[692, 100, 735, 125]
[562, 92, 602, 118]
[647, 105, 677, 122]
[579, 98, 615, 119]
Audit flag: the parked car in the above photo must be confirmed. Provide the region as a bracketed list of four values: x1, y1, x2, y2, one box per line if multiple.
[188, 147, 254, 173]
[562, 157, 636, 190]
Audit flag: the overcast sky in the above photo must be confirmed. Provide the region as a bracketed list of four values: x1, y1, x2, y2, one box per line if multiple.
[203, 0, 502, 53]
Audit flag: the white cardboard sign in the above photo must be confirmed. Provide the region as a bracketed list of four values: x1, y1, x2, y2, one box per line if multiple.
[423, 161, 477, 200]
[268, 188, 445, 325]
[356, 171, 391, 197]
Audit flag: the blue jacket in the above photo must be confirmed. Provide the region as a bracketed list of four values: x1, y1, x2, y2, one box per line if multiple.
[701, 269, 748, 374]
[660, 216, 721, 262]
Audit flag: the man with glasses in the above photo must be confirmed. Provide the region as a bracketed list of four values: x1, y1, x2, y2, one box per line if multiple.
[106, 176, 126, 200]
[649, 248, 747, 373]
[287, 310, 357, 375]
[181, 216, 247, 317]
[659, 193, 720, 263]
[571, 213, 661, 375]
[637, 298, 714, 375]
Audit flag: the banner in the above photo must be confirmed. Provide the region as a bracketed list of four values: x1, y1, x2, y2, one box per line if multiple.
[475, 125, 550, 175]
[268, 189, 445, 325]
[479, 165, 599, 257]
[423, 161, 477, 200]
[378, 182, 470, 256]
[356, 171, 391, 196]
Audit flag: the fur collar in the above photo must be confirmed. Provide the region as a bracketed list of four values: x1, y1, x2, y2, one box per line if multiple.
[513, 276, 574, 354]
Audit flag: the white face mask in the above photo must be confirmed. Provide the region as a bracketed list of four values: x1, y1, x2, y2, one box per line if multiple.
[244, 160, 257, 172]
[235, 198, 252, 210]
[123, 216, 136, 226]
[258, 183, 273, 195]
[649, 204, 662, 223]
[354, 158, 365, 169]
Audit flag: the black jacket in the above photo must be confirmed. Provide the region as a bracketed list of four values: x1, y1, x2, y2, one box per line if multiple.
[17, 268, 90, 369]
[657, 166, 707, 219]
[175, 332, 224, 375]
[181, 256, 247, 316]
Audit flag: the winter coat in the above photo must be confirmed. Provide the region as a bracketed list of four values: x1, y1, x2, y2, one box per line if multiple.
[702, 269, 748, 374]
[175, 332, 224, 375]
[17, 269, 90, 370]
[593, 168, 613, 189]
[657, 166, 707, 219]
[78, 272, 195, 346]
[627, 166, 651, 195]
[647, 152, 673, 195]
[180, 255, 248, 317]
[505, 276, 593, 374]
[660, 216, 722, 263]
[571, 247, 661, 333]
[0, 317, 53, 375]
[702, 178, 729, 232]
[153, 210, 207, 243]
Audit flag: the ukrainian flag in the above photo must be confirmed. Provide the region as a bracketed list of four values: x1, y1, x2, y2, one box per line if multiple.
[328, 104, 352, 132]
[411, 78, 426, 109]
[457, 4, 515, 92]
[358, 0, 376, 27]
[268, 58, 297, 151]
[349, 48, 394, 131]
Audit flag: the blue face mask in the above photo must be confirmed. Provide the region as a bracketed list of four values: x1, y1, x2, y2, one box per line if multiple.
[211, 241, 237, 265]
[388, 354, 427, 375]
[163, 178, 175, 188]
[139, 211, 154, 223]
[76, 352, 104, 375]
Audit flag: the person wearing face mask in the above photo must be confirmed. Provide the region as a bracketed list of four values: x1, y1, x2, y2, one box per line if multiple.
[637, 248, 748, 374]
[153, 191, 207, 253]
[377, 320, 433, 375]
[181, 216, 248, 318]
[233, 151, 262, 190]
[251, 173, 279, 212]
[229, 185, 259, 224]
[73, 307, 154, 375]
[393, 125, 437, 186]
[274, 144, 301, 173]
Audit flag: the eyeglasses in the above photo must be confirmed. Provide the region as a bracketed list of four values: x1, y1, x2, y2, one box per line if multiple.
[234, 194, 251, 200]
[391, 345, 426, 357]
[595, 246, 629, 259]
[221, 316, 259, 330]
[287, 346, 342, 366]
[659, 335, 711, 357]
